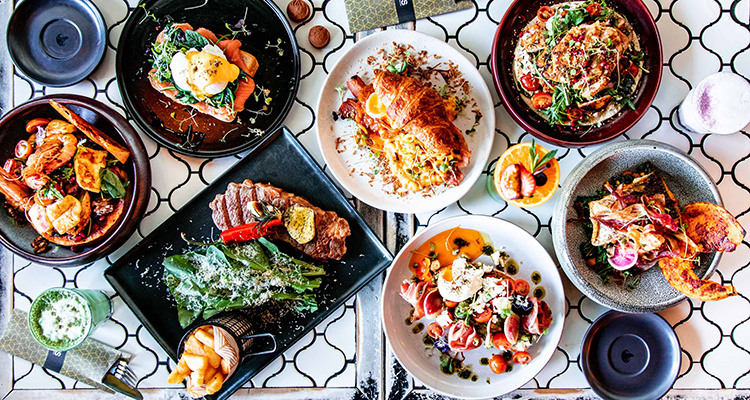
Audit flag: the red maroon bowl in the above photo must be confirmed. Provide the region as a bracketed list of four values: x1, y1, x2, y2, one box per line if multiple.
[490, 0, 662, 147]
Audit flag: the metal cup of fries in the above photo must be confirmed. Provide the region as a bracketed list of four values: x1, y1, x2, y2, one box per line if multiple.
[169, 313, 278, 397]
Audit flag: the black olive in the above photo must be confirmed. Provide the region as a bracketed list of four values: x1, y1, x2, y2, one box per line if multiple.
[534, 172, 548, 187]
[511, 293, 533, 315]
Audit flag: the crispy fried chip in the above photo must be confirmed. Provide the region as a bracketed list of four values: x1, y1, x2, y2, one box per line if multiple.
[283, 206, 315, 244]
[659, 257, 737, 301]
[682, 202, 746, 253]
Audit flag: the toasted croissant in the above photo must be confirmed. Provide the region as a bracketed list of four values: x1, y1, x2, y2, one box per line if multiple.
[372, 71, 470, 168]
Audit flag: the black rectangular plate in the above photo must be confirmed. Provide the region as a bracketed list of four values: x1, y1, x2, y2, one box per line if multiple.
[104, 126, 392, 399]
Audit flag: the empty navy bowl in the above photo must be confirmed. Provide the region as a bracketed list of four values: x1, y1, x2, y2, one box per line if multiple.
[7, 0, 106, 87]
[582, 311, 681, 400]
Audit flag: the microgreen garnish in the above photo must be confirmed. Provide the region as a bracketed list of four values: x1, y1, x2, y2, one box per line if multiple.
[265, 38, 285, 56]
[386, 59, 408, 74]
[335, 86, 347, 102]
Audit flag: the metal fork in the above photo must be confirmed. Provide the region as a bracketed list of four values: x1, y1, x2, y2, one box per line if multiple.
[103, 359, 142, 400]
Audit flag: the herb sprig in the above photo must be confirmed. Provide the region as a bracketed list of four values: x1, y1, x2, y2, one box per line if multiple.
[529, 139, 557, 173]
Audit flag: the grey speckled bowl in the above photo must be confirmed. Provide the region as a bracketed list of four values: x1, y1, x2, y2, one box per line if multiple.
[552, 140, 722, 313]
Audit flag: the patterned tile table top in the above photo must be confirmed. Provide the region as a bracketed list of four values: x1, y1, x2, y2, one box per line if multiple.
[4, 0, 750, 398]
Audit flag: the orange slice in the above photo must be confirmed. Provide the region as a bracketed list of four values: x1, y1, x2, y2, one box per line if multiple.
[493, 142, 560, 208]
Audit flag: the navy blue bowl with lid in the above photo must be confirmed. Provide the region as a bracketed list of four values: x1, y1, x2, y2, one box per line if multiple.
[7, 0, 106, 87]
[582, 311, 681, 400]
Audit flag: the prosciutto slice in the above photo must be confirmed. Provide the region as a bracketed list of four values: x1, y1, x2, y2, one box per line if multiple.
[447, 320, 482, 352]
[400, 281, 439, 321]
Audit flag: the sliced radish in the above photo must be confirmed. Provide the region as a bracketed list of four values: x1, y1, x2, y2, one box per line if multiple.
[607, 244, 638, 270]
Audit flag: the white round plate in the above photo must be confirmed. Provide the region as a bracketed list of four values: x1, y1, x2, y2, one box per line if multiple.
[381, 215, 565, 399]
[316, 31, 495, 213]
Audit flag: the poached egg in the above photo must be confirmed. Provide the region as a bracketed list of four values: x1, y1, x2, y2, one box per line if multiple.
[437, 258, 486, 303]
[169, 44, 240, 100]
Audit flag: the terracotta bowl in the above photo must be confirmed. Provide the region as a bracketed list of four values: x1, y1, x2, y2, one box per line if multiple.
[0, 95, 151, 266]
[490, 0, 662, 147]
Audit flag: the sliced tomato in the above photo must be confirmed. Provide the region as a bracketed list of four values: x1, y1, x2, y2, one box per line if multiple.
[531, 92, 553, 110]
[416, 257, 433, 281]
[627, 64, 640, 76]
[489, 354, 508, 374]
[499, 278, 515, 296]
[514, 279, 530, 296]
[567, 108, 583, 121]
[34, 191, 56, 207]
[473, 307, 493, 323]
[537, 6, 554, 22]
[427, 322, 444, 339]
[492, 332, 512, 350]
[520, 73, 541, 92]
[513, 351, 532, 365]
[3, 159, 22, 176]
[586, 3, 602, 16]
[444, 300, 459, 308]
[25, 118, 49, 133]
[15, 140, 32, 159]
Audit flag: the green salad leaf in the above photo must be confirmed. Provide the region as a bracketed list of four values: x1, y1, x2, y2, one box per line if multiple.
[100, 168, 127, 199]
[163, 240, 325, 328]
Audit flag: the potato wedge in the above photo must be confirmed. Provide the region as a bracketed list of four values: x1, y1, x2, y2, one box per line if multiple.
[659, 257, 737, 301]
[682, 202, 745, 253]
[194, 329, 215, 348]
[203, 345, 222, 369]
[49, 100, 131, 163]
[167, 368, 186, 384]
[182, 354, 208, 372]
[204, 366, 218, 382]
[206, 372, 224, 395]
[176, 357, 191, 375]
[185, 335, 206, 356]
[220, 357, 231, 375]
[190, 370, 205, 386]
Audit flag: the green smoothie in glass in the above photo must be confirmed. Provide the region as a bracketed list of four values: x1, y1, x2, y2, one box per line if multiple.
[28, 288, 113, 351]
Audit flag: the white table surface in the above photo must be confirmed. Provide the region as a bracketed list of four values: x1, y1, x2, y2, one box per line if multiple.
[1, 0, 750, 399]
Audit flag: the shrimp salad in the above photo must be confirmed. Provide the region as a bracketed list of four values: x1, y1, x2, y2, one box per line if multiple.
[400, 228, 553, 376]
[0, 101, 131, 251]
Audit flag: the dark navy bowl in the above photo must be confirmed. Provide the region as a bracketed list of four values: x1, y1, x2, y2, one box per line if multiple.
[7, 0, 106, 87]
[582, 311, 681, 400]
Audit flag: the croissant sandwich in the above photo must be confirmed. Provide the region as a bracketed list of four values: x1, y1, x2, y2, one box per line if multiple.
[339, 70, 471, 191]
[147, 23, 259, 122]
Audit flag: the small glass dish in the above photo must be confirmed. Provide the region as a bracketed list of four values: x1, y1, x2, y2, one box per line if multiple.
[28, 287, 112, 351]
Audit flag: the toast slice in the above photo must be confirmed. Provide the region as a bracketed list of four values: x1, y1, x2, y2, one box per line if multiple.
[49, 100, 131, 163]
[149, 24, 258, 122]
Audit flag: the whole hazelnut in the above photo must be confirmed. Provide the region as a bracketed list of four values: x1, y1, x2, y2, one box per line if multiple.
[308, 25, 330, 49]
[287, 0, 310, 23]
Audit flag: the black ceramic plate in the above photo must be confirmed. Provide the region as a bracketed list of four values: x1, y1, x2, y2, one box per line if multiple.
[104, 127, 392, 400]
[582, 311, 681, 400]
[0, 95, 151, 266]
[115, 0, 300, 157]
[7, 0, 106, 87]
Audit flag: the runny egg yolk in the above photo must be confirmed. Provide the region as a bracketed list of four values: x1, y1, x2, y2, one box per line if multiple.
[169, 44, 240, 100]
[365, 92, 388, 119]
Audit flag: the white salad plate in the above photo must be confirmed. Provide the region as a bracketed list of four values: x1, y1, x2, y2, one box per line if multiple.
[315, 30, 495, 213]
[381, 215, 565, 399]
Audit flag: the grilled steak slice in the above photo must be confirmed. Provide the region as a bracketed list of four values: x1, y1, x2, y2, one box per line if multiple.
[209, 180, 351, 261]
